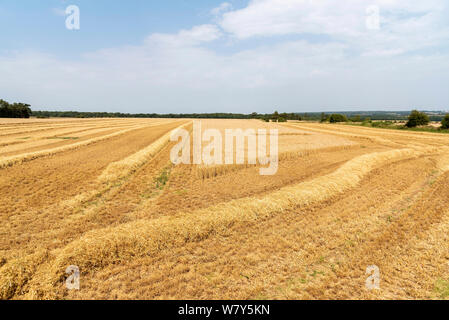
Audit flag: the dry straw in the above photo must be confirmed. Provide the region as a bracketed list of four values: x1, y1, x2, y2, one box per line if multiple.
[0, 249, 49, 300]
[0, 122, 176, 169]
[195, 163, 254, 179]
[98, 123, 191, 183]
[195, 144, 360, 180]
[286, 123, 401, 147]
[7, 146, 446, 299]
[0, 125, 146, 169]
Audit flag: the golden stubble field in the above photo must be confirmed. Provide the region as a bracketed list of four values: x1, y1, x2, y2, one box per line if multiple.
[1, 118, 449, 300]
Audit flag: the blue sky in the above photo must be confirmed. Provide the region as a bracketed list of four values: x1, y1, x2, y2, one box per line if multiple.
[1, 0, 448, 113]
[0, 1, 243, 56]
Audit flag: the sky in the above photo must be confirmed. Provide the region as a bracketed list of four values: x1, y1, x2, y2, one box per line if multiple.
[1, 0, 448, 114]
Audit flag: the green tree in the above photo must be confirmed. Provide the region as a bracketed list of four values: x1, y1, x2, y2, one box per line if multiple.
[320, 112, 328, 123]
[441, 114, 449, 129]
[349, 115, 361, 122]
[406, 110, 429, 128]
[0, 99, 31, 118]
[329, 114, 348, 123]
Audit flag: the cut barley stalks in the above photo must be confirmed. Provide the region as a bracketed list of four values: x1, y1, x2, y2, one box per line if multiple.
[195, 144, 361, 180]
[98, 122, 191, 183]
[11, 146, 449, 299]
[0, 124, 156, 169]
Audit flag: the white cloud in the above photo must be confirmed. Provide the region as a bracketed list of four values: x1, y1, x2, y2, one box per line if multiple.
[145, 24, 222, 47]
[211, 2, 233, 16]
[218, 0, 449, 56]
[219, 0, 446, 38]
[1, 1, 449, 113]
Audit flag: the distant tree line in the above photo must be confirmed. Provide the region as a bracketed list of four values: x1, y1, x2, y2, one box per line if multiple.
[28, 108, 449, 122]
[258, 111, 303, 122]
[3, 100, 449, 129]
[32, 111, 260, 119]
[0, 99, 32, 118]
[320, 113, 360, 123]
[31, 110, 305, 121]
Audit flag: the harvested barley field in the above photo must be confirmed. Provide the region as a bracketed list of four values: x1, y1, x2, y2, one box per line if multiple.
[1, 118, 449, 300]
